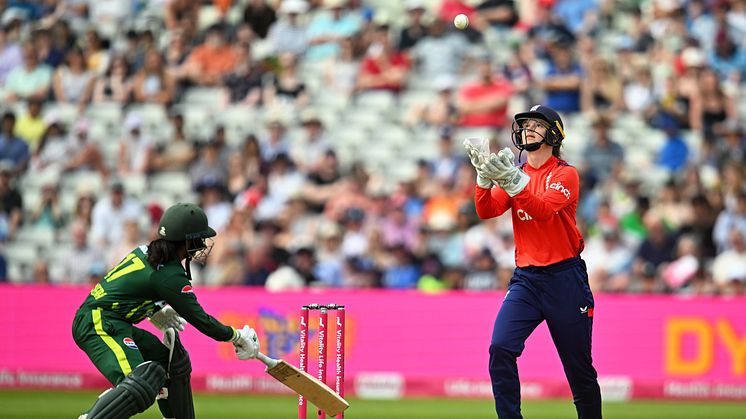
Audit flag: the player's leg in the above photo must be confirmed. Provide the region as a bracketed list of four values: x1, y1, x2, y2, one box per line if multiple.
[489, 271, 544, 419]
[134, 327, 195, 419]
[543, 261, 602, 419]
[72, 309, 165, 418]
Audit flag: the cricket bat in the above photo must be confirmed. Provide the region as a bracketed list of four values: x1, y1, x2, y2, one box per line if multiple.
[256, 352, 350, 416]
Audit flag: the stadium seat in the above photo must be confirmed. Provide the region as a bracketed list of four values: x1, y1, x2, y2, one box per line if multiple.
[14, 227, 56, 250]
[356, 91, 396, 113]
[150, 172, 193, 196]
[182, 87, 226, 107]
[4, 242, 39, 275]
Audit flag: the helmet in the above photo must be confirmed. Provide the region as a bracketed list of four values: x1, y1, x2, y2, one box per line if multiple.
[158, 203, 216, 264]
[158, 203, 216, 241]
[511, 105, 566, 152]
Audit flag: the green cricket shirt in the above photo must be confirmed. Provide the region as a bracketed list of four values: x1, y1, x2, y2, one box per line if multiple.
[77, 246, 235, 342]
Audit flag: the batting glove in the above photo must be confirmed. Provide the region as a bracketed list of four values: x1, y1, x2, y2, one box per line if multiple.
[149, 306, 186, 332]
[232, 325, 260, 360]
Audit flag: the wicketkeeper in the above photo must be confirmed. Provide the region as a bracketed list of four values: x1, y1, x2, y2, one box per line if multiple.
[72, 203, 260, 419]
[465, 105, 602, 419]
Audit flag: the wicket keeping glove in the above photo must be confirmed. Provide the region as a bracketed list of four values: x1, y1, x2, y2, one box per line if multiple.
[480, 148, 530, 197]
[232, 325, 260, 360]
[463, 140, 494, 189]
[149, 305, 186, 332]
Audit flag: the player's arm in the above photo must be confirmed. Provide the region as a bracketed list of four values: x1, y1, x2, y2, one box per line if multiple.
[511, 166, 579, 221]
[475, 185, 511, 219]
[151, 271, 236, 342]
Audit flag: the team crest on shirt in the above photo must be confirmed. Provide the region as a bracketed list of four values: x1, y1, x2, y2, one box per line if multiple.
[123, 337, 138, 350]
[181, 285, 194, 294]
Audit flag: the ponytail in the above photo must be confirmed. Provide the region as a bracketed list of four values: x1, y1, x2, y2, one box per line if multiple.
[147, 239, 183, 268]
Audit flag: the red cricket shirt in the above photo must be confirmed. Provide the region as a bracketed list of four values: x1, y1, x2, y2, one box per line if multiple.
[474, 156, 584, 267]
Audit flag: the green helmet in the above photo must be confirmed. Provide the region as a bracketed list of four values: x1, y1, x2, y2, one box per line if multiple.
[158, 203, 217, 242]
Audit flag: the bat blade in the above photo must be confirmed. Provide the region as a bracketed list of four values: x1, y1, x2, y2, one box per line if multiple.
[261, 356, 349, 415]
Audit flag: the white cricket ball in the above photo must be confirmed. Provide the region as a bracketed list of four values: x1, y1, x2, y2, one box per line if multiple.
[454, 13, 469, 30]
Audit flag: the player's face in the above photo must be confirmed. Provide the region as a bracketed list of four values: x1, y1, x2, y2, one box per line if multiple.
[521, 118, 549, 145]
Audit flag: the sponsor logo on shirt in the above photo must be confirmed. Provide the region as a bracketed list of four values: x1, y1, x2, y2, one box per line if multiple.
[516, 209, 533, 221]
[181, 285, 194, 294]
[123, 337, 138, 350]
[549, 181, 571, 199]
[545, 172, 553, 190]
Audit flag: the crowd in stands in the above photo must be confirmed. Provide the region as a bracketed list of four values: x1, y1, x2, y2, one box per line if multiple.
[0, 0, 744, 296]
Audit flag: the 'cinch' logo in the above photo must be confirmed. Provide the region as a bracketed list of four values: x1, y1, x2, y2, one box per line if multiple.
[549, 182, 571, 199]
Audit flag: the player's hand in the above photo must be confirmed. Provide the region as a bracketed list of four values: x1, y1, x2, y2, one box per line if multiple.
[484, 148, 529, 197]
[149, 306, 186, 332]
[463, 140, 494, 188]
[232, 325, 260, 360]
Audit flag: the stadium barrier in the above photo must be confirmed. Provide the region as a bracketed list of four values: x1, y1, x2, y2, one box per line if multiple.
[1, 284, 746, 401]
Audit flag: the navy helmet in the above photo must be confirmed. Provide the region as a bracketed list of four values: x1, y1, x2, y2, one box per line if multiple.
[511, 105, 566, 152]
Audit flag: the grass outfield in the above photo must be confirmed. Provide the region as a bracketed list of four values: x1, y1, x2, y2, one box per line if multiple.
[2, 390, 746, 418]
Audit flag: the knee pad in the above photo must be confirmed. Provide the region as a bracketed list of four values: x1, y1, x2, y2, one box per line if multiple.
[87, 361, 166, 419]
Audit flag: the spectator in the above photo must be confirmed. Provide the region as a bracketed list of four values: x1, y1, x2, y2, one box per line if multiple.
[314, 221, 345, 287]
[224, 45, 264, 104]
[197, 180, 233, 233]
[117, 114, 154, 175]
[713, 192, 746, 253]
[398, 1, 429, 51]
[259, 117, 290, 161]
[406, 75, 459, 127]
[55, 220, 105, 285]
[184, 24, 239, 86]
[655, 121, 690, 173]
[290, 109, 331, 172]
[29, 180, 64, 231]
[712, 230, 746, 294]
[584, 115, 625, 183]
[62, 119, 108, 178]
[661, 235, 701, 292]
[306, 0, 361, 61]
[411, 18, 469, 81]
[190, 139, 229, 189]
[0, 27, 22, 85]
[268, 0, 309, 55]
[323, 35, 361, 99]
[52, 47, 94, 108]
[243, 0, 278, 39]
[0, 162, 23, 241]
[81, 30, 110, 76]
[263, 52, 310, 109]
[581, 55, 624, 119]
[463, 248, 499, 291]
[714, 120, 746, 167]
[13, 99, 45, 151]
[707, 30, 746, 81]
[89, 180, 142, 247]
[92, 55, 131, 104]
[632, 213, 678, 283]
[623, 64, 655, 116]
[356, 24, 410, 93]
[71, 189, 96, 229]
[476, 0, 519, 32]
[256, 153, 306, 220]
[132, 49, 175, 105]
[382, 245, 420, 289]
[429, 125, 461, 183]
[4, 43, 52, 103]
[33, 28, 64, 68]
[540, 40, 582, 113]
[0, 111, 30, 173]
[456, 55, 513, 128]
[692, 68, 736, 143]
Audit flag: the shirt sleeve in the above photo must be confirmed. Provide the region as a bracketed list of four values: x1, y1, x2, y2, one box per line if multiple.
[151, 270, 235, 342]
[474, 185, 511, 219]
[511, 165, 579, 221]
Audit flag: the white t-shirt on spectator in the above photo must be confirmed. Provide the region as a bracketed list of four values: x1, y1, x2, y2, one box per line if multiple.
[90, 196, 143, 246]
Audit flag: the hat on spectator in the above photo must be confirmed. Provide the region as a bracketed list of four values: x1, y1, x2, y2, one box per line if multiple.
[681, 47, 705, 68]
[434, 74, 456, 92]
[0, 160, 14, 174]
[1, 8, 27, 27]
[317, 221, 342, 239]
[73, 119, 90, 135]
[405, 0, 426, 11]
[279, 0, 309, 14]
[109, 179, 125, 193]
[124, 113, 143, 131]
[323, 0, 347, 9]
[300, 108, 323, 126]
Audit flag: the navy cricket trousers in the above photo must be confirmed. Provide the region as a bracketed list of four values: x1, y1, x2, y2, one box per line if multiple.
[489, 257, 602, 419]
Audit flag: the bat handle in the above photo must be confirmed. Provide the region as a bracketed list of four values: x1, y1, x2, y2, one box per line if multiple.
[256, 352, 279, 369]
